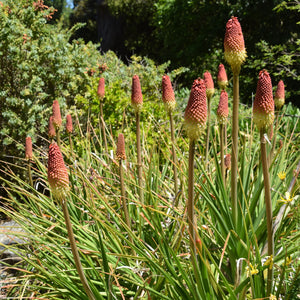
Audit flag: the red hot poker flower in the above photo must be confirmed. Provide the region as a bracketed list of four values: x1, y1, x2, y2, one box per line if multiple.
[253, 70, 275, 132]
[203, 71, 215, 99]
[274, 80, 285, 109]
[66, 114, 73, 134]
[116, 133, 126, 161]
[217, 90, 229, 125]
[162, 75, 176, 112]
[52, 100, 62, 129]
[48, 142, 69, 200]
[217, 64, 228, 90]
[97, 77, 105, 100]
[25, 137, 33, 160]
[225, 154, 231, 170]
[184, 78, 207, 140]
[224, 16, 247, 74]
[131, 75, 143, 113]
[48, 116, 56, 138]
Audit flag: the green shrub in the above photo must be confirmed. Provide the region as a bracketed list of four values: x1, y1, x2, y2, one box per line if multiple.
[74, 51, 188, 149]
[0, 0, 100, 156]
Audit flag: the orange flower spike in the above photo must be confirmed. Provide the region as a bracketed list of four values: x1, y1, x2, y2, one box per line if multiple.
[184, 78, 207, 140]
[97, 77, 105, 101]
[217, 64, 228, 90]
[225, 154, 231, 170]
[48, 142, 69, 200]
[52, 100, 62, 129]
[203, 71, 215, 99]
[162, 75, 176, 112]
[131, 75, 143, 113]
[224, 16, 247, 74]
[253, 70, 275, 132]
[217, 90, 229, 125]
[66, 114, 73, 134]
[25, 137, 33, 160]
[116, 133, 126, 161]
[48, 116, 56, 138]
[274, 80, 285, 109]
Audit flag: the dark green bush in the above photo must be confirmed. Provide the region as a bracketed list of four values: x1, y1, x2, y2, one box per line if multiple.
[0, 0, 100, 156]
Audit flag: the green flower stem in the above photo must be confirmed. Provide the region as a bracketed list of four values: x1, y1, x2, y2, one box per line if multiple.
[69, 133, 73, 159]
[119, 159, 131, 233]
[136, 111, 144, 205]
[169, 111, 179, 205]
[220, 123, 225, 185]
[224, 123, 228, 151]
[188, 139, 197, 261]
[231, 73, 239, 229]
[269, 109, 280, 164]
[205, 96, 212, 167]
[28, 161, 33, 188]
[100, 100, 108, 153]
[260, 131, 274, 296]
[61, 198, 96, 300]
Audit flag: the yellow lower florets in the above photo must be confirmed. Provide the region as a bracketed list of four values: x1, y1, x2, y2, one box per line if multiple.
[184, 121, 205, 141]
[275, 98, 284, 109]
[253, 111, 274, 132]
[164, 101, 176, 113]
[224, 50, 247, 74]
[132, 103, 143, 113]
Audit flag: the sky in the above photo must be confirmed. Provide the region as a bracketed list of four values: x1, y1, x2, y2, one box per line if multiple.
[66, 0, 74, 8]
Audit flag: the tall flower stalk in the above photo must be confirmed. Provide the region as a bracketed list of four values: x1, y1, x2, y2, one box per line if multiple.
[25, 136, 34, 187]
[203, 71, 215, 166]
[184, 78, 207, 262]
[162, 75, 179, 202]
[52, 100, 62, 147]
[131, 75, 144, 205]
[48, 142, 96, 300]
[270, 80, 285, 162]
[116, 133, 131, 231]
[66, 114, 73, 158]
[253, 70, 275, 297]
[97, 77, 108, 153]
[217, 90, 229, 184]
[224, 16, 247, 228]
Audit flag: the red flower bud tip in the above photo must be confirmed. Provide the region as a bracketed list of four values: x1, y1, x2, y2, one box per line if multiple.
[274, 80, 285, 109]
[131, 75, 143, 113]
[253, 70, 275, 132]
[97, 77, 105, 100]
[217, 64, 228, 90]
[184, 78, 207, 140]
[203, 71, 215, 99]
[48, 116, 56, 138]
[217, 90, 229, 125]
[25, 137, 33, 160]
[116, 133, 126, 160]
[225, 154, 231, 170]
[162, 75, 176, 112]
[52, 100, 62, 129]
[224, 16, 247, 74]
[66, 114, 73, 134]
[48, 142, 69, 199]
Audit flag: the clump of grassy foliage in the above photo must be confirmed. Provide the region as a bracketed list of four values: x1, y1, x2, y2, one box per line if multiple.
[0, 10, 299, 300]
[1, 77, 299, 299]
